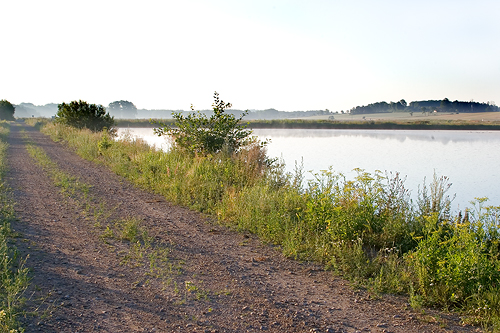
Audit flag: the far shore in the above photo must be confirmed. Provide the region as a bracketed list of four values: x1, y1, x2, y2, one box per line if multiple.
[115, 111, 500, 130]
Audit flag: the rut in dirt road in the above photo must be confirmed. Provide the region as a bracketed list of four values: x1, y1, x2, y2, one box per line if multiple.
[6, 122, 476, 333]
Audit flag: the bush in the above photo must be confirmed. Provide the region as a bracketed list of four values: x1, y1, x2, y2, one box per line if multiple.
[153, 92, 252, 156]
[0, 100, 15, 121]
[55, 100, 114, 132]
[407, 200, 500, 309]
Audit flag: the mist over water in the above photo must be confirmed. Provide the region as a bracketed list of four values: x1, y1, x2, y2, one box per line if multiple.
[117, 128, 500, 211]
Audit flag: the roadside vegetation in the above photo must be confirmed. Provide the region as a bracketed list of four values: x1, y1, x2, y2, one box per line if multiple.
[0, 121, 30, 333]
[28, 91, 500, 331]
[0, 101, 15, 121]
[21, 129, 182, 297]
[54, 100, 114, 132]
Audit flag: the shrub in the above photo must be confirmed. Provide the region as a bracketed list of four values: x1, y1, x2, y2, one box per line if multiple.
[55, 100, 114, 132]
[0, 100, 15, 121]
[406, 200, 500, 309]
[153, 92, 252, 156]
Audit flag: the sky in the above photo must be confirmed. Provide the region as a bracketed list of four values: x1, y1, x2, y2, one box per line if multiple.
[1, 0, 499, 111]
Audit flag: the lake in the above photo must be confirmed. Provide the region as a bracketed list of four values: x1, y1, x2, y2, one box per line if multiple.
[117, 128, 500, 211]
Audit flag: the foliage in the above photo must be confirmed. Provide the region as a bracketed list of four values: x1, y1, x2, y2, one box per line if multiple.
[351, 98, 498, 115]
[153, 92, 253, 155]
[406, 200, 500, 311]
[39, 120, 500, 330]
[55, 100, 114, 132]
[0, 100, 15, 121]
[108, 100, 138, 119]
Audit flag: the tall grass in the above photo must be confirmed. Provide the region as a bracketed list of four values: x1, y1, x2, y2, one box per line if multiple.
[39, 121, 500, 330]
[0, 122, 30, 333]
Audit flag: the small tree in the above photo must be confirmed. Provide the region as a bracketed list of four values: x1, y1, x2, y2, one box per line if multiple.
[153, 92, 252, 155]
[0, 100, 15, 120]
[55, 100, 114, 132]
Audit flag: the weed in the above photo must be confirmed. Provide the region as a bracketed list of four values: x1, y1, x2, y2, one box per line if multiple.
[183, 281, 209, 302]
[100, 226, 115, 240]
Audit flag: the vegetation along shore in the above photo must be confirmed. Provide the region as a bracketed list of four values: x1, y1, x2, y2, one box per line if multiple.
[114, 112, 500, 130]
[18, 93, 500, 331]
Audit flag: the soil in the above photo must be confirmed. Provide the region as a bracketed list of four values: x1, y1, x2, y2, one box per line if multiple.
[5, 122, 480, 333]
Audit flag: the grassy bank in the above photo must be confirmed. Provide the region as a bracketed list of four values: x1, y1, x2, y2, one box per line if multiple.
[114, 116, 500, 130]
[37, 120, 500, 330]
[247, 119, 500, 130]
[0, 122, 30, 333]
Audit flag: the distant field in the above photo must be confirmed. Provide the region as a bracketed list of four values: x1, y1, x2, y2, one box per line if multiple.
[300, 111, 500, 122]
[114, 112, 500, 129]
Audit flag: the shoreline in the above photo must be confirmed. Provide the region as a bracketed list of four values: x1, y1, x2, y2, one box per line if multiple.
[115, 118, 500, 130]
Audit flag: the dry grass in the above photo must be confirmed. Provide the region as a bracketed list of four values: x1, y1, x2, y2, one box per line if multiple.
[302, 111, 500, 122]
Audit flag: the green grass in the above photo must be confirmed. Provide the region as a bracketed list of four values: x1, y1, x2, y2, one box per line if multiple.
[0, 122, 30, 333]
[246, 118, 500, 130]
[22, 129, 188, 301]
[112, 116, 500, 130]
[37, 121, 500, 330]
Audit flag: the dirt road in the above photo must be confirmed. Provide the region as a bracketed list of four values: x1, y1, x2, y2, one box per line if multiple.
[6, 122, 476, 332]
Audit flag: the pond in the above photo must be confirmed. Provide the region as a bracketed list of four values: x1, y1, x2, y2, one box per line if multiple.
[117, 127, 500, 211]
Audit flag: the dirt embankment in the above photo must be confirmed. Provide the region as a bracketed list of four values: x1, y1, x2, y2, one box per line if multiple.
[6, 122, 477, 332]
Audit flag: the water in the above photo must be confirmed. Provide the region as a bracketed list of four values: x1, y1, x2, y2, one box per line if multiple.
[117, 128, 500, 211]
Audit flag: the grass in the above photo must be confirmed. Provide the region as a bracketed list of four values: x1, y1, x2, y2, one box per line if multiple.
[36, 120, 500, 330]
[21, 128, 192, 301]
[110, 112, 500, 130]
[246, 118, 500, 130]
[0, 121, 30, 333]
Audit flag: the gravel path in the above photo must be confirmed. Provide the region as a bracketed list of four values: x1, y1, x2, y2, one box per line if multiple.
[6, 122, 477, 333]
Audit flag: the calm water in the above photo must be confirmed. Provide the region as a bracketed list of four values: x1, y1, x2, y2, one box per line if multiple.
[117, 128, 500, 211]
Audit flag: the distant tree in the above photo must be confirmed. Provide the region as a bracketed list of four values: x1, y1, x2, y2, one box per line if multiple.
[389, 102, 398, 111]
[108, 100, 137, 119]
[55, 100, 114, 132]
[399, 99, 407, 109]
[0, 100, 15, 120]
[440, 98, 451, 111]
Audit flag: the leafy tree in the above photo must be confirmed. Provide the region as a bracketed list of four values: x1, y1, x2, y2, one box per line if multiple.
[153, 92, 252, 155]
[440, 98, 451, 111]
[0, 100, 15, 120]
[55, 100, 114, 132]
[108, 100, 137, 119]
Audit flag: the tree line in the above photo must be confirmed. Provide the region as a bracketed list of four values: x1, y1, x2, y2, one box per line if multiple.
[350, 98, 498, 115]
[1, 97, 498, 121]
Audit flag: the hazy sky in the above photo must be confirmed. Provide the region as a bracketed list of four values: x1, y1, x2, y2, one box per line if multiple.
[2, 0, 499, 111]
